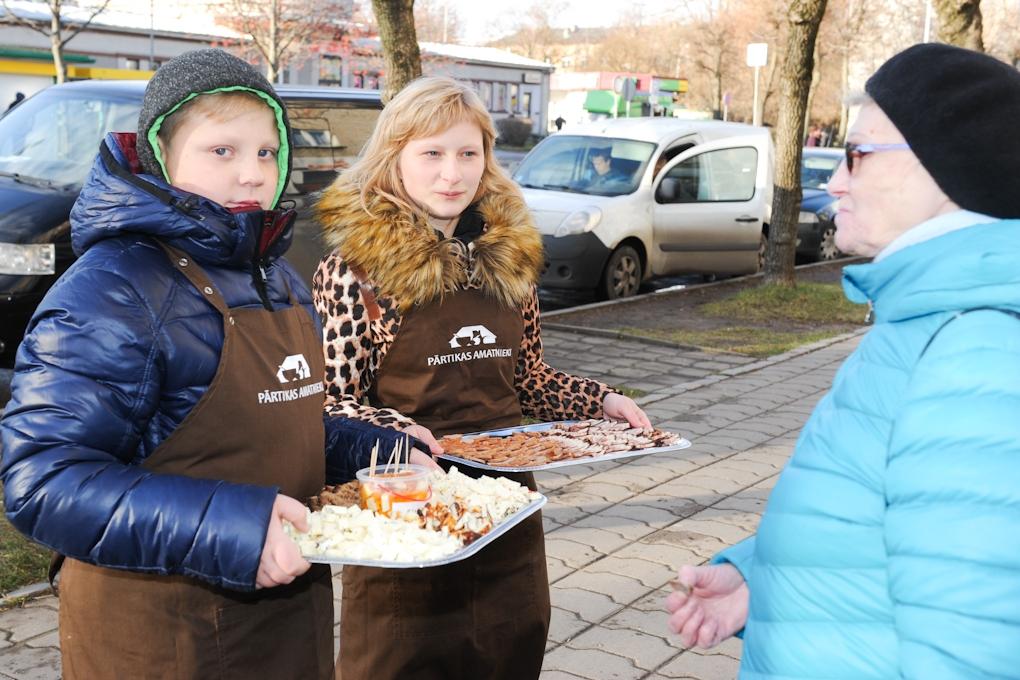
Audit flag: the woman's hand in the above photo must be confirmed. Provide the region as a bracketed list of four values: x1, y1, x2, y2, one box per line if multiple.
[603, 392, 652, 428]
[403, 423, 444, 455]
[256, 495, 311, 589]
[665, 564, 749, 648]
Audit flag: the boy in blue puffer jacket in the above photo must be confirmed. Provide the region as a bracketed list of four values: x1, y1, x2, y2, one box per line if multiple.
[0, 49, 415, 679]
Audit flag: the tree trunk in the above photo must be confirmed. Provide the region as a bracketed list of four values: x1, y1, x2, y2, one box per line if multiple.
[802, 41, 821, 141]
[933, 0, 984, 51]
[49, 1, 65, 83]
[763, 0, 829, 287]
[372, 0, 422, 103]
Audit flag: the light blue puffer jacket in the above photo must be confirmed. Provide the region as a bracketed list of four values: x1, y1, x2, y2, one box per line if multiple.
[717, 219, 1020, 679]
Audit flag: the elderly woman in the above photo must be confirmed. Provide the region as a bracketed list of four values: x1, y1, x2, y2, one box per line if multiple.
[665, 43, 1020, 678]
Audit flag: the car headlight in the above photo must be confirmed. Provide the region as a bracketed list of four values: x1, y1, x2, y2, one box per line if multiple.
[798, 210, 818, 224]
[554, 208, 602, 238]
[0, 242, 56, 275]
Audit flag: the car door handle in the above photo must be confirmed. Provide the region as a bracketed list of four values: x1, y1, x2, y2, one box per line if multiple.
[735, 216, 760, 223]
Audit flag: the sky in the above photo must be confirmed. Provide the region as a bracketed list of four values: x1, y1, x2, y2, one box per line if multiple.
[445, 0, 688, 45]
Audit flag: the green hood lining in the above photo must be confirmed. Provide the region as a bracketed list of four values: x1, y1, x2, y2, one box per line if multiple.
[146, 85, 290, 208]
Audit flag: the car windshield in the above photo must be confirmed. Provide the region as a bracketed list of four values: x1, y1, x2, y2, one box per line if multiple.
[513, 135, 655, 197]
[801, 152, 841, 190]
[0, 88, 141, 189]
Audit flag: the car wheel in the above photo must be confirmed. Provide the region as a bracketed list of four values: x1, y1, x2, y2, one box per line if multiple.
[817, 224, 841, 261]
[600, 245, 642, 300]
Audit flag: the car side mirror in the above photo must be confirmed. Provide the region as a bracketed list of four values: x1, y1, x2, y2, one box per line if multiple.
[657, 178, 678, 202]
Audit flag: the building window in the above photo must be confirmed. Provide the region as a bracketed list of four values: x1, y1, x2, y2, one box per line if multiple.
[124, 57, 139, 70]
[479, 81, 492, 110]
[319, 55, 343, 86]
[521, 92, 532, 116]
[509, 83, 519, 113]
[493, 82, 507, 112]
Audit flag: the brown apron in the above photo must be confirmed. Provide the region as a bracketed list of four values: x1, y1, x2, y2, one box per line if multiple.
[339, 287, 550, 680]
[57, 243, 334, 680]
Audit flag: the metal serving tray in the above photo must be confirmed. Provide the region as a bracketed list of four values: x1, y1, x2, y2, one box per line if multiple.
[303, 495, 546, 568]
[435, 421, 692, 472]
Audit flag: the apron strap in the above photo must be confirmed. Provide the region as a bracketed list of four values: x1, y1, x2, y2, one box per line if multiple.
[154, 241, 230, 316]
[348, 263, 382, 322]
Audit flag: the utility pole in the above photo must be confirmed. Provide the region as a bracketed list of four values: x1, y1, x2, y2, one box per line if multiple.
[148, 0, 154, 68]
[923, 0, 933, 41]
[747, 43, 768, 126]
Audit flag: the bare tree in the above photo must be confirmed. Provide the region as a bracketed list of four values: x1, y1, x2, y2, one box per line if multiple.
[413, 0, 458, 43]
[372, 0, 420, 102]
[933, 0, 984, 51]
[763, 0, 829, 286]
[214, 0, 349, 83]
[0, 0, 111, 83]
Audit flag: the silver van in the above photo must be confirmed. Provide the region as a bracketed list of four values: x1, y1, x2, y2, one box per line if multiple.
[513, 118, 775, 299]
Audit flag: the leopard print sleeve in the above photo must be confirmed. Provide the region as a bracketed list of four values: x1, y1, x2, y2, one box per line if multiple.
[515, 286, 613, 421]
[312, 251, 415, 430]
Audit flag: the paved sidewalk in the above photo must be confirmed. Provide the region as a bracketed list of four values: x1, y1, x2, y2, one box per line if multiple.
[0, 328, 864, 680]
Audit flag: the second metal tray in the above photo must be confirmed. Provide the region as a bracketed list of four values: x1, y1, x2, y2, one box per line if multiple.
[435, 421, 692, 472]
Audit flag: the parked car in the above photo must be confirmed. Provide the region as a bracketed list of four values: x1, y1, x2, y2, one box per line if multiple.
[797, 146, 843, 262]
[0, 79, 382, 367]
[512, 118, 774, 299]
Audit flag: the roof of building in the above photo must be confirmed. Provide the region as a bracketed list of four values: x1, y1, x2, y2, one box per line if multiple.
[0, 0, 242, 40]
[420, 42, 555, 72]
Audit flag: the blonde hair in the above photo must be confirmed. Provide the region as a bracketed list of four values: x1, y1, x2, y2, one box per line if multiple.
[157, 91, 270, 147]
[340, 76, 523, 219]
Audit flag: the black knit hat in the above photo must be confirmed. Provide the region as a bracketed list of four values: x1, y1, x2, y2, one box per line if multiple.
[137, 48, 292, 207]
[865, 43, 1020, 219]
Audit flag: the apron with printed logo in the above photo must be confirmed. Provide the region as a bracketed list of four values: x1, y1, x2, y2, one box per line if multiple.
[58, 242, 334, 680]
[337, 287, 550, 680]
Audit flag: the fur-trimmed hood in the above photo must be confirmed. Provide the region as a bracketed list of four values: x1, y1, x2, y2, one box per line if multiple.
[316, 184, 544, 311]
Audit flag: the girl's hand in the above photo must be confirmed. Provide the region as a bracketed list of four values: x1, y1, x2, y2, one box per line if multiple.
[603, 392, 653, 428]
[665, 564, 749, 648]
[403, 423, 444, 455]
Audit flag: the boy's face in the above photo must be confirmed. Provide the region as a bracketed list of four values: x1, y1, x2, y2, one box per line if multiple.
[161, 106, 280, 211]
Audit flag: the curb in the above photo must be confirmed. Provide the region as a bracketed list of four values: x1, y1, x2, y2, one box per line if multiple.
[542, 257, 867, 320]
[0, 581, 52, 609]
[634, 327, 869, 407]
[543, 322, 739, 354]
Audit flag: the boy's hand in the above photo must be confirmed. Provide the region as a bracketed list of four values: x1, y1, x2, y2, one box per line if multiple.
[256, 495, 310, 589]
[603, 392, 653, 429]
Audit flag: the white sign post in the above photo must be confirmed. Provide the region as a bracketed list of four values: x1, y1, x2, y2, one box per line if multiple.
[746, 43, 768, 127]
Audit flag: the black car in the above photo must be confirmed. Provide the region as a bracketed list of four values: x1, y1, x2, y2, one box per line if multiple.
[796, 147, 843, 262]
[0, 80, 382, 367]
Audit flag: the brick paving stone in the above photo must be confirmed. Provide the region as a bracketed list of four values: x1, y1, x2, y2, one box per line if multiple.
[3, 605, 57, 645]
[550, 587, 621, 624]
[585, 556, 678, 590]
[568, 512, 660, 542]
[554, 570, 650, 606]
[540, 669, 589, 680]
[22, 632, 58, 650]
[567, 480, 641, 505]
[599, 501, 693, 531]
[638, 528, 729, 562]
[551, 526, 633, 556]
[549, 606, 591, 645]
[665, 518, 753, 546]
[547, 554, 574, 583]
[546, 536, 607, 568]
[656, 648, 741, 679]
[0, 644, 61, 680]
[543, 645, 646, 680]
[567, 625, 678, 672]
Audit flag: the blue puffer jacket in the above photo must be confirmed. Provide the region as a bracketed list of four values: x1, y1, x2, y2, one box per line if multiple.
[717, 219, 1020, 678]
[0, 134, 407, 591]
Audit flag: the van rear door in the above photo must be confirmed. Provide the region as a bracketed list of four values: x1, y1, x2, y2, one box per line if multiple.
[649, 133, 772, 277]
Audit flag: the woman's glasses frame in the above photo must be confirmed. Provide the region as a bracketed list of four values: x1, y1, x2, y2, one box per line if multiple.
[843, 142, 911, 172]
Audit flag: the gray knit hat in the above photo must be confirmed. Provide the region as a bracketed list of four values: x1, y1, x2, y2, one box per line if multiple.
[865, 43, 1020, 219]
[137, 48, 292, 207]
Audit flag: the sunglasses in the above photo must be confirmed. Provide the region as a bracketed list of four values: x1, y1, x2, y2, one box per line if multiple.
[844, 142, 911, 172]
